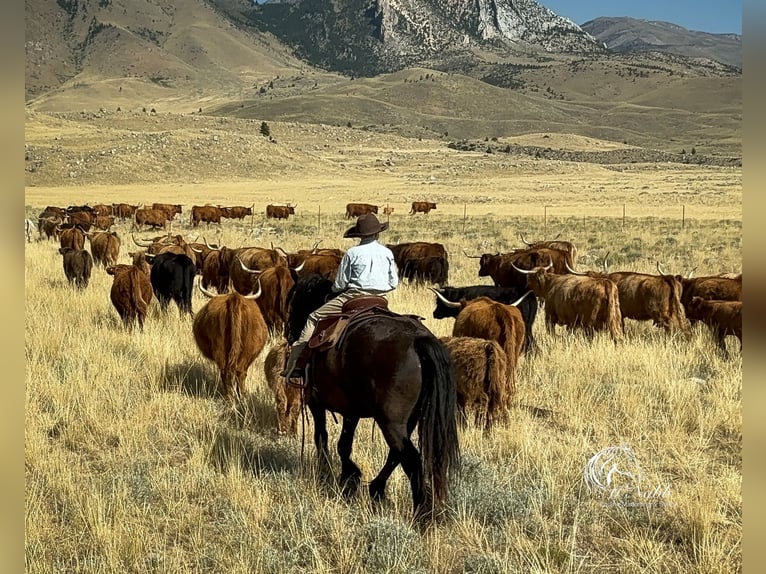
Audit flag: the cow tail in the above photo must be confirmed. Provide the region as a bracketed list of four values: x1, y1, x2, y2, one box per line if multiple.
[484, 341, 507, 429]
[606, 282, 624, 342]
[667, 276, 689, 331]
[414, 336, 460, 508]
[497, 315, 518, 400]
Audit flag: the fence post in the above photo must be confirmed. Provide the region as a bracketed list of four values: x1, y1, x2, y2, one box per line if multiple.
[462, 204, 467, 234]
[682, 205, 685, 229]
[544, 205, 548, 237]
[622, 203, 626, 230]
[318, 205, 321, 233]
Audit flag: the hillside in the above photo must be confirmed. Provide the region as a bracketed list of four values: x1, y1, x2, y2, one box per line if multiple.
[582, 17, 742, 69]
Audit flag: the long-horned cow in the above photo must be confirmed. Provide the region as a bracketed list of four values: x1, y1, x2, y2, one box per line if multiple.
[194, 281, 269, 399]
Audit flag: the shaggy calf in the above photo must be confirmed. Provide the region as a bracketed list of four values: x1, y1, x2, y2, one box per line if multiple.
[263, 341, 303, 435]
[440, 336, 509, 431]
[106, 259, 153, 329]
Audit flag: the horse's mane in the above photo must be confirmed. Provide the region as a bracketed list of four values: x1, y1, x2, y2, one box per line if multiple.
[285, 273, 335, 342]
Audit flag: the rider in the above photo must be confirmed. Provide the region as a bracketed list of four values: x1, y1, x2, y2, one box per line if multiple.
[281, 212, 399, 379]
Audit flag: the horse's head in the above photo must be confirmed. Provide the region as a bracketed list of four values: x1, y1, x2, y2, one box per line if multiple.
[285, 273, 335, 343]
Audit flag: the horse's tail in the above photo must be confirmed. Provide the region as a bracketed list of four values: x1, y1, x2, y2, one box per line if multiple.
[414, 335, 460, 507]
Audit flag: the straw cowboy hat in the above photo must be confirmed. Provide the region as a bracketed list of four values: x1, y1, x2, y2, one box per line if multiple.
[343, 213, 389, 238]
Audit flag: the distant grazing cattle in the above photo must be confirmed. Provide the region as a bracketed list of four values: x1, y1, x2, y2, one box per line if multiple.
[59, 247, 93, 289]
[410, 201, 437, 215]
[345, 203, 378, 219]
[93, 215, 116, 230]
[134, 208, 170, 231]
[222, 205, 254, 219]
[194, 282, 269, 399]
[91, 204, 113, 217]
[266, 204, 295, 219]
[105, 255, 153, 330]
[38, 216, 62, 240]
[152, 203, 183, 220]
[190, 205, 224, 227]
[146, 252, 196, 317]
[439, 336, 509, 431]
[112, 203, 139, 220]
[87, 230, 121, 267]
[264, 341, 302, 435]
[66, 210, 93, 231]
[431, 284, 538, 354]
[686, 297, 742, 355]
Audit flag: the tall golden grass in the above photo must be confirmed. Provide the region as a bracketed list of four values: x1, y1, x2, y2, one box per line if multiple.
[25, 203, 740, 573]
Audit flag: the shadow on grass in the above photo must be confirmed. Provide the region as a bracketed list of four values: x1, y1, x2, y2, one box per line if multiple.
[161, 359, 221, 399]
[208, 426, 304, 476]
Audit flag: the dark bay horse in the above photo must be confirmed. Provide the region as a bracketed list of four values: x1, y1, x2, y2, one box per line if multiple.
[285, 274, 460, 521]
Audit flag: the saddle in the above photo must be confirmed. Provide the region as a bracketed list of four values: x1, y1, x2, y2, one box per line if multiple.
[308, 296, 418, 352]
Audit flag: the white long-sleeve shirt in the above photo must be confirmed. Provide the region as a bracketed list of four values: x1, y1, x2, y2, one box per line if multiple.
[332, 240, 399, 293]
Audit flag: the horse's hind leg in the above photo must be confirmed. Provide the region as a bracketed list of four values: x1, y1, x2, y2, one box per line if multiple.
[308, 400, 331, 473]
[338, 417, 361, 497]
[369, 449, 401, 502]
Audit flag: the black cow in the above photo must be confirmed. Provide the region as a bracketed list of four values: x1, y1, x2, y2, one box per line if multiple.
[432, 285, 538, 354]
[401, 255, 449, 287]
[58, 247, 93, 289]
[147, 252, 196, 317]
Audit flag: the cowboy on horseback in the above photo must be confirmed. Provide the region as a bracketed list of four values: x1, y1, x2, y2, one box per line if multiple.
[281, 212, 399, 379]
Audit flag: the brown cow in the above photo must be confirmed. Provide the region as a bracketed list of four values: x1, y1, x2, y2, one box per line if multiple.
[87, 230, 121, 267]
[252, 265, 295, 336]
[39, 216, 62, 240]
[409, 201, 437, 215]
[283, 241, 344, 268]
[467, 247, 573, 290]
[201, 249, 229, 294]
[519, 233, 578, 268]
[112, 203, 139, 220]
[134, 208, 170, 231]
[93, 215, 116, 231]
[345, 203, 378, 219]
[106, 257, 153, 330]
[686, 297, 742, 355]
[194, 281, 269, 399]
[292, 253, 343, 280]
[66, 210, 93, 231]
[59, 247, 93, 289]
[679, 274, 742, 324]
[512, 261, 623, 342]
[91, 204, 113, 217]
[222, 205, 254, 219]
[439, 336, 509, 431]
[152, 203, 183, 220]
[58, 226, 86, 251]
[191, 205, 224, 227]
[566, 263, 688, 332]
[220, 246, 287, 295]
[263, 341, 303, 435]
[433, 292, 528, 404]
[266, 204, 295, 219]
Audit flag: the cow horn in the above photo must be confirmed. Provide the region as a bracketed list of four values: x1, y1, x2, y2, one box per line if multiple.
[510, 261, 534, 275]
[519, 233, 532, 246]
[510, 291, 533, 307]
[292, 261, 305, 273]
[602, 252, 610, 272]
[187, 235, 199, 243]
[244, 277, 262, 300]
[132, 234, 153, 247]
[237, 256, 261, 274]
[203, 236, 219, 251]
[275, 247, 289, 258]
[462, 250, 482, 259]
[687, 266, 697, 279]
[544, 257, 554, 271]
[655, 261, 666, 275]
[190, 246, 202, 253]
[565, 261, 586, 275]
[311, 239, 321, 254]
[198, 282, 217, 298]
[429, 287, 462, 309]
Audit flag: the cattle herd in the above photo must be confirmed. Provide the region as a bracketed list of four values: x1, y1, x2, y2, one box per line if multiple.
[27, 202, 743, 435]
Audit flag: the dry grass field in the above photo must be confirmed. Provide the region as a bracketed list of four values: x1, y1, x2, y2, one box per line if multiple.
[25, 107, 741, 573]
